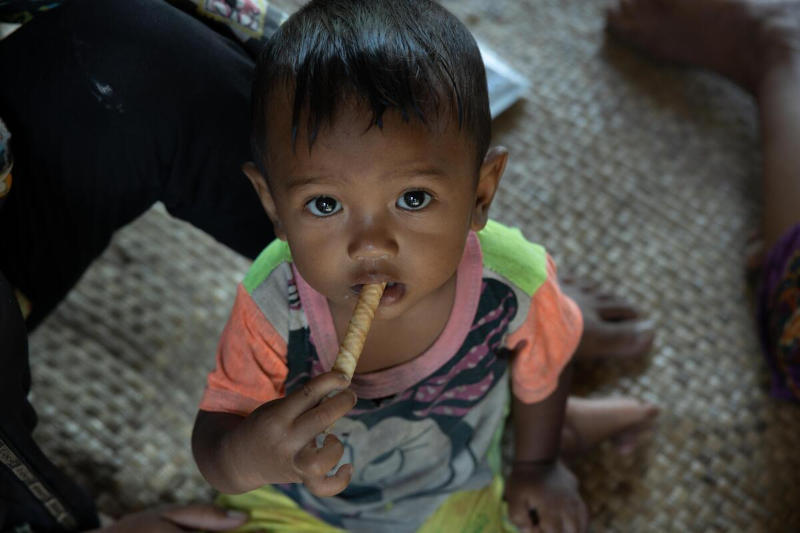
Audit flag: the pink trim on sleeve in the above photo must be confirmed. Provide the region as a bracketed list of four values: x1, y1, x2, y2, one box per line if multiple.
[508, 256, 583, 404]
[199, 284, 289, 415]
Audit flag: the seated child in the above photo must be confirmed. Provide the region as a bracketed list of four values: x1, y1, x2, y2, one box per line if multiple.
[192, 1, 652, 531]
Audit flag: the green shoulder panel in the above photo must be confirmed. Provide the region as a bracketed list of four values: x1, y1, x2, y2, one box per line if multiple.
[477, 220, 548, 297]
[242, 239, 293, 294]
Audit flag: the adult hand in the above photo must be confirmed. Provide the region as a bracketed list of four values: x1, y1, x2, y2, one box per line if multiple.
[225, 371, 357, 497]
[505, 460, 588, 533]
[91, 503, 248, 532]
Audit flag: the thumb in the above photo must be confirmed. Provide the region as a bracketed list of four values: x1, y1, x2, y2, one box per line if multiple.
[160, 504, 248, 531]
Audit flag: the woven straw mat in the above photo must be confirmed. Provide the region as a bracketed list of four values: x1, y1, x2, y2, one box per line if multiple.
[26, 0, 800, 531]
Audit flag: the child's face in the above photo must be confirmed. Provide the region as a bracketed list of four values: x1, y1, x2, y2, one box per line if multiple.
[246, 97, 506, 321]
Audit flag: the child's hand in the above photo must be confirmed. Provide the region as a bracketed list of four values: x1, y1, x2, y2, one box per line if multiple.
[504, 460, 588, 533]
[227, 371, 357, 497]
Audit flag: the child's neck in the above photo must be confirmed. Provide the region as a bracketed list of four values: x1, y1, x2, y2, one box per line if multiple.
[330, 273, 458, 374]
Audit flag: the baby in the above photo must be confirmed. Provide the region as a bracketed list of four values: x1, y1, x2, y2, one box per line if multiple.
[193, 1, 600, 531]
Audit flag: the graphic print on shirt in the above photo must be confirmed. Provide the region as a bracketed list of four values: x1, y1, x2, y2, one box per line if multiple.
[276, 278, 518, 528]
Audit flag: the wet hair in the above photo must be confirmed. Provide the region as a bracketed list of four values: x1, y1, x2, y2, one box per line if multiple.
[250, 0, 491, 176]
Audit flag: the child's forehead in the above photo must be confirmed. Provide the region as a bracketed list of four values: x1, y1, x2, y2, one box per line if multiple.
[263, 87, 469, 162]
[262, 92, 478, 186]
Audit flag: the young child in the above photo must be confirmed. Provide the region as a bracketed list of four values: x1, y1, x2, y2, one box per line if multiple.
[192, 1, 640, 531]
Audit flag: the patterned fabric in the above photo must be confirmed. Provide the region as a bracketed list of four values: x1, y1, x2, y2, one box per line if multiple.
[192, 0, 285, 39]
[758, 223, 800, 402]
[0, 436, 79, 530]
[200, 220, 582, 532]
[219, 475, 521, 533]
[274, 278, 514, 532]
[177, 0, 287, 56]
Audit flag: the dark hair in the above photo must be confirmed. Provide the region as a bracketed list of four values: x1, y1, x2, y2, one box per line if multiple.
[250, 0, 491, 176]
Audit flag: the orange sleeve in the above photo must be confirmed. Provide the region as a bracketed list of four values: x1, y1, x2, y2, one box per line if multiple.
[507, 255, 583, 404]
[199, 284, 288, 416]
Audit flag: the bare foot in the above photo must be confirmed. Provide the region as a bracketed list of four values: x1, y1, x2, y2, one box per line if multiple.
[561, 397, 659, 457]
[606, 0, 800, 94]
[562, 278, 655, 359]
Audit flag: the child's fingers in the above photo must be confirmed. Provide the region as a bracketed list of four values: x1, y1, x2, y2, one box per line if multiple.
[293, 388, 357, 443]
[303, 463, 353, 498]
[282, 371, 351, 419]
[294, 434, 346, 479]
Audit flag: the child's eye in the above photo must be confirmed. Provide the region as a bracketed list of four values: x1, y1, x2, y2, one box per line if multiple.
[396, 190, 432, 211]
[305, 196, 342, 217]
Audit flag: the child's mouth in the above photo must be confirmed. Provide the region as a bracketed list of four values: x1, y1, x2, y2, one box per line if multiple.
[351, 281, 405, 306]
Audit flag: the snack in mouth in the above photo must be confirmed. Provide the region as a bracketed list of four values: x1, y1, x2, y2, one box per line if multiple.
[333, 282, 387, 379]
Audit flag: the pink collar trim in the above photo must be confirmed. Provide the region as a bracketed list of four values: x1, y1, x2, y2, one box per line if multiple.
[293, 232, 483, 398]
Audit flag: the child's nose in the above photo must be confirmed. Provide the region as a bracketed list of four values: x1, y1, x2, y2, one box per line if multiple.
[347, 217, 398, 261]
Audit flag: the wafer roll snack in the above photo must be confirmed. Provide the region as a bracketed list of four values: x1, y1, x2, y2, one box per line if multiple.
[333, 282, 386, 380]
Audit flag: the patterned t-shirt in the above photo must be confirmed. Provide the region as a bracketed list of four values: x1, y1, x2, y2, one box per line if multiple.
[200, 220, 582, 532]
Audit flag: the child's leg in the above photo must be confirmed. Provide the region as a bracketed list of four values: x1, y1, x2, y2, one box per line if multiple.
[561, 397, 659, 457]
[607, 0, 800, 401]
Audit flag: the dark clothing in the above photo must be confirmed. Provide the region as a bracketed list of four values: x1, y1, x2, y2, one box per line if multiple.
[0, 0, 273, 329]
[1, 272, 99, 532]
[0, 0, 273, 529]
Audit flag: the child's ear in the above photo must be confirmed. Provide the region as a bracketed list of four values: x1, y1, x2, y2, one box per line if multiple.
[242, 161, 286, 240]
[470, 146, 508, 231]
